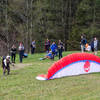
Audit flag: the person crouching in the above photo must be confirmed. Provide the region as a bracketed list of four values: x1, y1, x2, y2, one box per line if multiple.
[39, 51, 53, 60]
[2, 56, 11, 75]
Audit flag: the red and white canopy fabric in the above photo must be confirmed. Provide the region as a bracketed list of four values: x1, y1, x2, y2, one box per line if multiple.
[36, 53, 100, 80]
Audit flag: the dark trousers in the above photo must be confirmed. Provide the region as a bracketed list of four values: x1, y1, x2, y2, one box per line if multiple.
[52, 52, 55, 60]
[31, 47, 35, 54]
[11, 53, 16, 63]
[3, 66, 10, 75]
[58, 49, 63, 59]
[45, 46, 50, 53]
[19, 51, 23, 63]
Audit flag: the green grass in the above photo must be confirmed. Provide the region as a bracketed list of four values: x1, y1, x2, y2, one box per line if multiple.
[0, 51, 100, 100]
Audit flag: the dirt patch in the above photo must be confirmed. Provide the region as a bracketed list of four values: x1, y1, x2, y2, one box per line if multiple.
[11, 63, 33, 70]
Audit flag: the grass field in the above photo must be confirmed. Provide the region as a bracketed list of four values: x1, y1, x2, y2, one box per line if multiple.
[0, 51, 100, 100]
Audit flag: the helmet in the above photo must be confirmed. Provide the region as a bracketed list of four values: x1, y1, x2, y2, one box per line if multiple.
[6, 56, 10, 59]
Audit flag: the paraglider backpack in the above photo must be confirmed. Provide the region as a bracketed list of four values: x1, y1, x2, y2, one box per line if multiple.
[1, 56, 6, 68]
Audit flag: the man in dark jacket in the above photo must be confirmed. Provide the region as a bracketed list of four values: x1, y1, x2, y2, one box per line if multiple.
[11, 44, 17, 63]
[45, 38, 50, 53]
[31, 40, 36, 54]
[91, 37, 99, 55]
[58, 40, 63, 59]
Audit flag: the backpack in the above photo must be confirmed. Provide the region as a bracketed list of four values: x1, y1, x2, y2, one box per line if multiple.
[1, 56, 6, 68]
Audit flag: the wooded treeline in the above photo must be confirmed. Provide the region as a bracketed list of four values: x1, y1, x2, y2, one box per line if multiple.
[0, 0, 100, 56]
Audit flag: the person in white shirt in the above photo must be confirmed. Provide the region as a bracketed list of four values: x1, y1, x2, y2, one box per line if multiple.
[94, 37, 98, 55]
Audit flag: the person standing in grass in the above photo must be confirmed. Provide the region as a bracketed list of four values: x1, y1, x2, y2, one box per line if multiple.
[94, 37, 99, 55]
[31, 40, 36, 54]
[90, 37, 99, 55]
[10, 44, 17, 63]
[50, 42, 57, 60]
[58, 40, 64, 59]
[80, 35, 87, 53]
[18, 42, 24, 63]
[45, 38, 50, 53]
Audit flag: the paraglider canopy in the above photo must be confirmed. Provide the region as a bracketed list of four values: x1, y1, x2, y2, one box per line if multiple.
[36, 53, 100, 80]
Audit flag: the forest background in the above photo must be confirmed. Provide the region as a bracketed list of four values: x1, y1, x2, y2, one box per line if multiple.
[0, 0, 100, 56]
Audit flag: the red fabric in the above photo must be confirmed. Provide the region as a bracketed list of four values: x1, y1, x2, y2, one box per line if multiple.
[47, 53, 100, 79]
[38, 74, 47, 79]
[84, 61, 90, 72]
